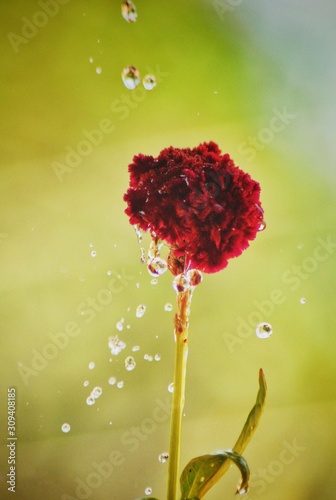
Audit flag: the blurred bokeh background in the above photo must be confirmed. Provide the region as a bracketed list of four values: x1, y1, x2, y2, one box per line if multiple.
[1, 1, 336, 499]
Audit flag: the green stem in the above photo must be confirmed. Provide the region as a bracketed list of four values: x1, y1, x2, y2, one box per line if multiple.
[167, 289, 191, 500]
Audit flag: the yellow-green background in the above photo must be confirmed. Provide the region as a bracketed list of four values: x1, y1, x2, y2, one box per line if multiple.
[1, 1, 335, 499]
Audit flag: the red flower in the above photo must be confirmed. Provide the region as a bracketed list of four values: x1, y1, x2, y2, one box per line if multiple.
[124, 142, 264, 274]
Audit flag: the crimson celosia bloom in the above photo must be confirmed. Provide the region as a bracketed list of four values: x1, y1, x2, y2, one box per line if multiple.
[124, 141, 264, 273]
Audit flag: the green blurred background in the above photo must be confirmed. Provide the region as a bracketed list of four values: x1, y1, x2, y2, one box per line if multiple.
[1, 1, 336, 499]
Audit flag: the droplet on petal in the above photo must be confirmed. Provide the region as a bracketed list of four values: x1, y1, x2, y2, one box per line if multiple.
[173, 273, 191, 293]
[256, 322, 273, 339]
[142, 74, 156, 90]
[258, 220, 266, 231]
[122, 65, 140, 90]
[121, 1, 137, 23]
[186, 269, 203, 287]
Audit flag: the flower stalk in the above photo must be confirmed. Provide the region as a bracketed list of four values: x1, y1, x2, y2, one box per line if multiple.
[167, 288, 192, 500]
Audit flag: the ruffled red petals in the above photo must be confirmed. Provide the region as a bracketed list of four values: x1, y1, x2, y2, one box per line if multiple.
[124, 142, 264, 273]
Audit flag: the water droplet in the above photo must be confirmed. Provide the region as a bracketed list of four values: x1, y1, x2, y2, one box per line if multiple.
[168, 382, 174, 393]
[144, 354, 153, 361]
[109, 335, 126, 355]
[83, 380, 89, 387]
[154, 353, 161, 361]
[91, 250, 97, 257]
[117, 380, 124, 389]
[125, 356, 136, 371]
[140, 248, 146, 263]
[88, 362, 95, 370]
[164, 303, 173, 312]
[300, 297, 306, 304]
[173, 273, 191, 293]
[122, 65, 140, 90]
[95, 66, 102, 75]
[256, 322, 273, 339]
[144, 487, 152, 495]
[61, 423, 71, 433]
[89, 57, 93, 63]
[133, 224, 143, 244]
[158, 452, 169, 463]
[121, 0, 137, 23]
[116, 318, 125, 331]
[108, 377, 117, 386]
[142, 74, 156, 90]
[107, 270, 112, 276]
[86, 396, 95, 406]
[147, 257, 168, 277]
[186, 269, 203, 287]
[258, 220, 266, 231]
[151, 278, 158, 285]
[91, 386, 103, 399]
[132, 345, 140, 352]
[238, 486, 248, 495]
[136, 282, 141, 289]
[136, 304, 146, 318]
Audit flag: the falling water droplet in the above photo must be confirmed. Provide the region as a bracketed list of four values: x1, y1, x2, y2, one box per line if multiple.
[300, 297, 306, 304]
[125, 356, 136, 371]
[144, 487, 152, 495]
[88, 362, 95, 370]
[258, 220, 266, 231]
[168, 382, 174, 393]
[133, 224, 143, 244]
[136, 304, 146, 318]
[122, 65, 140, 90]
[154, 353, 161, 361]
[121, 0, 137, 23]
[108, 376, 117, 386]
[116, 318, 125, 331]
[140, 247, 146, 263]
[95, 66, 102, 75]
[117, 380, 124, 389]
[186, 269, 203, 287]
[256, 322, 273, 339]
[151, 278, 158, 285]
[142, 74, 156, 90]
[86, 396, 95, 406]
[173, 273, 191, 293]
[158, 452, 169, 463]
[132, 345, 140, 352]
[91, 250, 97, 257]
[147, 257, 168, 277]
[83, 380, 89, 387]
[164, 303, 173, 312]
[91, 387, 103, 399]
[61, 423, 71, 433]
[109, 335, 126, 355]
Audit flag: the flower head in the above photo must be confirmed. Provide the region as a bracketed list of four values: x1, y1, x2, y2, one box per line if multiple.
[124, 142, 264, 274]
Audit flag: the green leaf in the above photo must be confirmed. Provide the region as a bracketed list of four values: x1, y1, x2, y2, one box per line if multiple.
[180, 369, 267, 499]
[180, 449, 249, 499]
